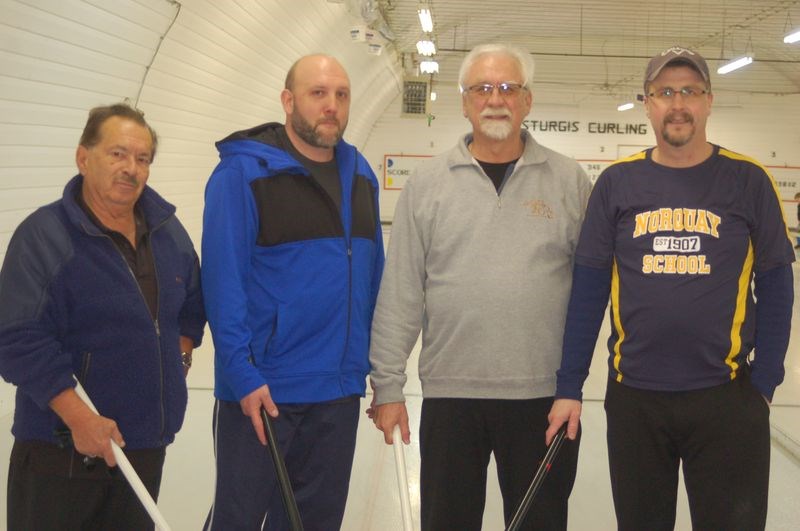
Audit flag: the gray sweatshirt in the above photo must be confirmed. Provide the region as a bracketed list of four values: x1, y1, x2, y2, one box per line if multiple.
[370, 131, 592, 404]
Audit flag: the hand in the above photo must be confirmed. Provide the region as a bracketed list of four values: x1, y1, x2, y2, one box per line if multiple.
[50, 388, 125, 467]
[71, 413, 124, 467]
[180, 335, 194, 378]
[240, 385, 279, 446]
[546, 398, 582, 445]
[365, 378, 377, 420]
[373, 402, 410, 445]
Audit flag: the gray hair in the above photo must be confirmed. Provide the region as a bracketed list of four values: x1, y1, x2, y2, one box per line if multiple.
[458, 43, 535, 91]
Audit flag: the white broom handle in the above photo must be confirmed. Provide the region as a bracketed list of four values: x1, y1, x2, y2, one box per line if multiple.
[392, 425, 414, 531]
[74, 379, 172, 531]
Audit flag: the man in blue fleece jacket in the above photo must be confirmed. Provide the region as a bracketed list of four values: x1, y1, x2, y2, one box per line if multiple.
[547, 46, 794, 531]
[0, 103, 206, 530]
[201, 54, 384, 530]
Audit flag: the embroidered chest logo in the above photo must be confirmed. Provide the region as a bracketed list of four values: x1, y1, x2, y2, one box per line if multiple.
[523, 199, 555, 219]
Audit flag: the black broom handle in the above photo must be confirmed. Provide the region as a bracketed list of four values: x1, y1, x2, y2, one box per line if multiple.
[505, 424, 568, 531]
[261, 407, 304, 531]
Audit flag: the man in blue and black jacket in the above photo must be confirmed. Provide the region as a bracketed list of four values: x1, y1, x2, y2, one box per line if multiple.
[0, 103, 206, 530]
[202, 54, 384, 531]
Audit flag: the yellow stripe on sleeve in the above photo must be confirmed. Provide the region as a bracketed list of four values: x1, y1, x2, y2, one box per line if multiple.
[724, 240, 754, 378]
[604, 150, 648, 172]
[610, 258, 625, 382]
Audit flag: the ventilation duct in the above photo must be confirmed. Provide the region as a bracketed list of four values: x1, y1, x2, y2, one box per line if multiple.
[402, 78, 429, 116]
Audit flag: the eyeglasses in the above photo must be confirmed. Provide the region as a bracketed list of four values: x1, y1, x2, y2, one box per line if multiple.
[464, 82, 526, 98]
[647, 87, 709, 100]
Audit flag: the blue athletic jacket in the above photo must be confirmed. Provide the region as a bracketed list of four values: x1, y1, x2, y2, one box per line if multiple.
[0, 175, 206, 449]
[202, 123, 384, 404]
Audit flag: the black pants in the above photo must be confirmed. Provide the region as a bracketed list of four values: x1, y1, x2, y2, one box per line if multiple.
[204, 396, 360, 531]
[605, 374, 770, 531]
[419, 397, 580, 531]
[7, 440, 165, 531]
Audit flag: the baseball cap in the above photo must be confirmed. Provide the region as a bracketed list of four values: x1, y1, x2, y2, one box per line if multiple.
[644, 46, 710, 91]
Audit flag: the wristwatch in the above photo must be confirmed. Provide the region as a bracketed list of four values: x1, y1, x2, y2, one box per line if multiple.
[181, 351, 193, 369]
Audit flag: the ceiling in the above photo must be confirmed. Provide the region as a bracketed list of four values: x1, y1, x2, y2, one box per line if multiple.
[373, 0, 800, 102]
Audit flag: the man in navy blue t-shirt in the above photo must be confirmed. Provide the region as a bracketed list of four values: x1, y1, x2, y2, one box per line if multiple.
[546, 47, 794, 531]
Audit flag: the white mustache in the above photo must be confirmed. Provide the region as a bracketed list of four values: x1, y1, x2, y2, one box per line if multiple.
[480, 108, 512, 119]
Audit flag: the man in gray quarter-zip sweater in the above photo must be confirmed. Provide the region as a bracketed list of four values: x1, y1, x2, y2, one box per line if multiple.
[369, 43, 591, 531]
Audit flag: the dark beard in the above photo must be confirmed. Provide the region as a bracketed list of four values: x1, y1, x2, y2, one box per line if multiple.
[291, 113, 343, 148]
[661, 112, 694, 148]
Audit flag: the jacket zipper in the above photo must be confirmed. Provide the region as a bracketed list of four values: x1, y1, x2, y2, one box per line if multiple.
[298, 161, 354, 391]
[148, 231, 165, 442]
[474, 157, 518, 209]
[343, 246, 353, 381]
[341, 164, 357, 386]
[78, 351, 92, 385]
[83, 219, 166, 444]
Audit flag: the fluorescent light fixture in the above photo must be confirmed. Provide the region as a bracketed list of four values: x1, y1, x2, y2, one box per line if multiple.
[617, 102, 634, 111]
[430, 91, 437, 101]
[717, 55, 753, 74]
[420, 60, 439, 74]
[785, 28, 800, 43]
[416, 39, 436, 56]
[418, 7, 434, 32]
